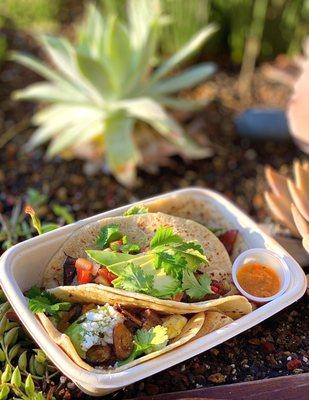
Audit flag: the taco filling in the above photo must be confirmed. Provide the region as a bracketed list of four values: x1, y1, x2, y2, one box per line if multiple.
[62, 224, 231, 302]
[27, 287, 203, 370]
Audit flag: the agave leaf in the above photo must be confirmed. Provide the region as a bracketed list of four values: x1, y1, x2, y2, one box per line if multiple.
[118, 97, 208, 158]
[104, 16, 132, 89]
[13, 82, 87, 104]
[32, 104, 103, 125]
[149, 62, 216, 95]
[40, 35, 104, 105]
[127, 0, 161, 50]
[156, 96, 210, 111]
[28, 105, 105, 149]
[104, 114, 140, 186]
[77, 52, 114, 100]
[126, 21, 159, 96]
[40, 35, 80, 82]
[78, 4, 106, 59]
[10, 52, 71, 86]
[47, 120, 103, 157]
[151, 24, 217, 82]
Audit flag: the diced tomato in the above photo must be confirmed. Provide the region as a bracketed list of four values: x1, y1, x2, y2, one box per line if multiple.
[172, 292, 184, 302]
[97, 267, 118, 284]
[211, 284, 220, 294]
[218, 229, 238, 255]
[75, 258, 93, 272]
[76, 268, 93, 284]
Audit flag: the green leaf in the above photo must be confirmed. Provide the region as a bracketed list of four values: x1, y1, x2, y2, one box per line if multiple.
[152, 274, 181, 298]
[104, 114, 140, 186]
[0, 385, 10, 400]
[124, 205, 149, 216]
[150, 226, 183, 248]
[10, 367, 21, 388]
[1, 364, 11, 383]
[96, 224, 123, 249]
[153, 251, 187, 279]
[112, 263, 154, 294]
[41, 223, 59, 234]
[78, 4, 106, 59]
[77, 52, 113, 99]
[52, 205, 75, 224]
[149, 63, 216, 95]
[104, 17, 132, 88]
[182, 270, 213, 300]
[26, 287, 71, 316]
[118, 325, 168, 366]
[25, 374, 35, 397]
[151, 24, 217, 82]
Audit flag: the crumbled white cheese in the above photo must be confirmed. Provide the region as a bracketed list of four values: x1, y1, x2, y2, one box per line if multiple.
[80, 305, 124, 351]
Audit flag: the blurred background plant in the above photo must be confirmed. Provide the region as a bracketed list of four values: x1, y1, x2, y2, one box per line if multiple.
[12, 0, 217, 186]
[0, 189, 74, 250]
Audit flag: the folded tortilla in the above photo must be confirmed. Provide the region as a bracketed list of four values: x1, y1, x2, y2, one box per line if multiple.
[43, 211, 252, 317]
[37, 309, 205, 372]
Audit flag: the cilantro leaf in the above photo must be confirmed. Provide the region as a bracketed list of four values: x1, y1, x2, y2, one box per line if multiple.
[110, 235, 141, 254]
[124, 205, 149, 216]
[26, 286, 71, 316]
[153, 251, 187, 279]
[182, 270, 213, 300]
[96, 224, 123, 249]
[150, 226, 183, 249]
[112, 263, 154, 294]
[117, 325, 168, 366]
[152, 274, 182, 298]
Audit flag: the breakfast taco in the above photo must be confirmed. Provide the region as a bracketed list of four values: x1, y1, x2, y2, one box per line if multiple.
[42, 212, 252, 318]
[27, 286, 205, 372]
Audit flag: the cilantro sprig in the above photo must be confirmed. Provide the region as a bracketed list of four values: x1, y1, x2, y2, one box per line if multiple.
[124, 205, 149, 216]
[96, 224, 123, 249]
[117, 325, 168, 366]
[26, 287, 71, 316]
[182, 270, 213, 300]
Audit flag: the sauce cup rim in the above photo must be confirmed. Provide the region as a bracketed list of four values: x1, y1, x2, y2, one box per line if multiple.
[231, 248, 291, 303]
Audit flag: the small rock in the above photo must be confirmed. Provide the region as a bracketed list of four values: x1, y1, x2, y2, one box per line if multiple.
[287, 359, 302, 371]
[207, 373, 226, 384]
[262, 342, 275, 353]
[210, 348, 219, 356]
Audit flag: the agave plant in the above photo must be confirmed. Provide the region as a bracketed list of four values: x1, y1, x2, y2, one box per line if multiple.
[12, 0, 217, 186]
[264, 160, 309, 253]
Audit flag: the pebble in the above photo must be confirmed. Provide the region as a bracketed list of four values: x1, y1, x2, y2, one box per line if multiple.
[207, 373, 226, 384]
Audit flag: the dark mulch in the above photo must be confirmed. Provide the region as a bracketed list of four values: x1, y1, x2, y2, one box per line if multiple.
[0, 29, 308, 399]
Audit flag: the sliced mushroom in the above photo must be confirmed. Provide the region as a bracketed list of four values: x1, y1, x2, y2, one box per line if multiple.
[113, 323, 133, 360]
[86, 344, 111, 364]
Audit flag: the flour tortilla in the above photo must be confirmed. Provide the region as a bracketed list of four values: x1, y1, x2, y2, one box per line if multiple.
[49, 284, 252, 319]
[43, 212, 232, 288]
[37, 310, 205, 372]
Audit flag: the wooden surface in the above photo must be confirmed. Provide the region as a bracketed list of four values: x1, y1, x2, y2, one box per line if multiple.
[134, 373, 309, 400]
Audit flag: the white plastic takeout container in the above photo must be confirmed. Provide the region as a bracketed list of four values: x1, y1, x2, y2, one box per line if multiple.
[0, 188, 306, 396]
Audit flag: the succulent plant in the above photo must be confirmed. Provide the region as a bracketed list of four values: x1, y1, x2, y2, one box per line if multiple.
[264, 160, 309, 253]
[12, 0, 217, 186]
